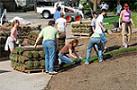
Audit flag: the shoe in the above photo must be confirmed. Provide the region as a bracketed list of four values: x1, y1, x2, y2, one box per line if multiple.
[99, 60, 103, 63]
[49, 71, 58, 75]
[45, 71, 49, 73]
[124, 44, 128, 48]
[122, 44, 128, 48]
[85, 62, 89, 64]
[58, 58, 62, 65]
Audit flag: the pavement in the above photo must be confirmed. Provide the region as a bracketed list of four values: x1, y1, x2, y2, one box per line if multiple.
[0, 61, 52, 90]
[0, 12, 53, 90]
[6, 11, 51, 28]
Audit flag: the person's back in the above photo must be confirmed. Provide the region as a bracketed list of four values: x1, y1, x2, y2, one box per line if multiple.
[55, 13, 67, 32]
[54, 7, 61, 21]
[95, 14, 104, 34]
[40, 26, 58, 41]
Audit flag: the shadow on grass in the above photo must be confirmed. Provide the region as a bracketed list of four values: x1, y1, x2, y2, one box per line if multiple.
[56, 61, 81, 73]
[0, 70, 10, 74]
[105, 45, 121, 52]
[129, 43, 137, 47]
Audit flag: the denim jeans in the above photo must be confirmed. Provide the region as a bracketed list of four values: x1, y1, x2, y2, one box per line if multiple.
[58, 53, 73, 64]
[86, 37, 103, 63]
[43, 40, 56, 72]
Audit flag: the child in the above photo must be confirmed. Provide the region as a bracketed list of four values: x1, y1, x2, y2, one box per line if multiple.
[5, 20, 20, 53]
[58, 39, 81, 65]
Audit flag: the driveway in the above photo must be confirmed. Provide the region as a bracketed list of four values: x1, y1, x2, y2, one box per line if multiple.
[0, 60, 52, 90]
[6, 11, 51, 28]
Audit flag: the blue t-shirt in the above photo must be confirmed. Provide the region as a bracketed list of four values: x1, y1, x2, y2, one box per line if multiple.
[54, 11, 61, 21]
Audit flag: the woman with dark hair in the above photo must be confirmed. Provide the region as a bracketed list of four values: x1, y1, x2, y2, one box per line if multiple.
[34, 20, 59, 75]
[58, 39, 81, 65]
[119, 3, 134, 48]
[5, 20, 20, 53]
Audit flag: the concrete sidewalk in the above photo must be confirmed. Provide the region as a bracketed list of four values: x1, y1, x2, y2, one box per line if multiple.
[0, 61, 52, 90]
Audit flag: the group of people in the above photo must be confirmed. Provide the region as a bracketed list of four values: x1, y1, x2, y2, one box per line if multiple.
[4, 3, 134, 75]
[86, 3, 133, 64]
[34, 7, 81, 75]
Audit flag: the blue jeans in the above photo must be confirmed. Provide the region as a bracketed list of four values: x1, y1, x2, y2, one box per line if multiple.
[100, 33, 107, 49]
[86, 37, 103, 63]
[43, 40, 56, 72]
[58, 53, 73, 64]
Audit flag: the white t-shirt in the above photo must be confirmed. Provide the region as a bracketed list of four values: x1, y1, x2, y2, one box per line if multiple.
[55, 18, 67, 32]
[95, 14, 104, 34]
[91, 18, 96, 29]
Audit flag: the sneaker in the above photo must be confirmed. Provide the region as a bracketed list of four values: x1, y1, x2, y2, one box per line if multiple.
[124, 44, 128, 48]
[99, 60, 103, 63]
[49, 71, 58, 75]
[85, 62, 89, 64]
[45, 71, 49, 73]
[58, 58, 62, 65]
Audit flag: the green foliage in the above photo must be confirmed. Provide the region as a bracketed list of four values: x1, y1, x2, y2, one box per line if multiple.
[132, 12, 137, 28]
[25, 61, 33, 70]
[9, 54, 18, 62]
[33, 60, 40, 69]
[40, 60, 45, 68]
[32, 51, 39, 59]
[22, 51, 33, 59]
[15, 47, 24, 55]
[18, 56, 29, 63]
[39, 51, 45, 59]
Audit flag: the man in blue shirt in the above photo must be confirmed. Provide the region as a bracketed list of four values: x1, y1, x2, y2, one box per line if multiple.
[54, 7, 61, 21]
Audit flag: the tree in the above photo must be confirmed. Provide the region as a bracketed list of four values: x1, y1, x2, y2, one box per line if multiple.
[90, 0, 101, 11]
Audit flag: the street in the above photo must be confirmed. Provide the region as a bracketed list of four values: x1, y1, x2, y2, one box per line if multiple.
[6, 11, 51, 28]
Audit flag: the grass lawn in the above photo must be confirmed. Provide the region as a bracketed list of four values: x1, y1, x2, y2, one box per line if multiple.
[103, 12, 137, 30]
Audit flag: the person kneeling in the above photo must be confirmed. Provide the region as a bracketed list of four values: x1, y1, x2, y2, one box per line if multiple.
[58, 39, 81, 66]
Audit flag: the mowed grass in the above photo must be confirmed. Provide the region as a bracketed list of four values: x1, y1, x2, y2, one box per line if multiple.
[132, 12, 137, 28]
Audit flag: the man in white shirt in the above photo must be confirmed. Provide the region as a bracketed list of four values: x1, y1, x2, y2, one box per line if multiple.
[95, 9, 107, 50]
[55, 13, 67, 33]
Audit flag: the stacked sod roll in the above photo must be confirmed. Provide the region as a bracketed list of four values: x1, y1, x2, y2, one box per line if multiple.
[72, 24, 91, 33]
[10, 46, 45, 72]
[71, 21, 92, 36]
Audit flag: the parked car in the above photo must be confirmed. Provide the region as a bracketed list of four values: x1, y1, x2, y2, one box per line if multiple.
[36, 1, 84, 22]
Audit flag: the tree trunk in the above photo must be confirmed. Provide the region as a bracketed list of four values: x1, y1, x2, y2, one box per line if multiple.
[90, 0, 101, 11]
[93, 0, 97, 11]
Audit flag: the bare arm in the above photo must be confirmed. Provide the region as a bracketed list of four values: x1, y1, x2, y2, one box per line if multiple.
[34, 35, 42, 48]
[69, 48, 77, 59]
[119, 12, 123, 28]
[130, 18, 135, 27]
[10, 28, 16, 41]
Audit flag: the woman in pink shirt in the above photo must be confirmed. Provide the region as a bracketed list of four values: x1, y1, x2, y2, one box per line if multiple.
[5, 20, 20, 52]
[119, 3, 134, 48]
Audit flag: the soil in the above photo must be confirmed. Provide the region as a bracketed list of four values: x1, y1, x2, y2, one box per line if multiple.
[46, 52, 137, 90]
[45, 32, 137, 90]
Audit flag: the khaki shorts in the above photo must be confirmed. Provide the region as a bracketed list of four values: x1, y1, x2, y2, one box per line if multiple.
[121, 22, 132, 36]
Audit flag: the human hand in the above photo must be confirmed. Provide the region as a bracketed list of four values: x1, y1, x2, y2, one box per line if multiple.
[34, 43, 37, 48]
